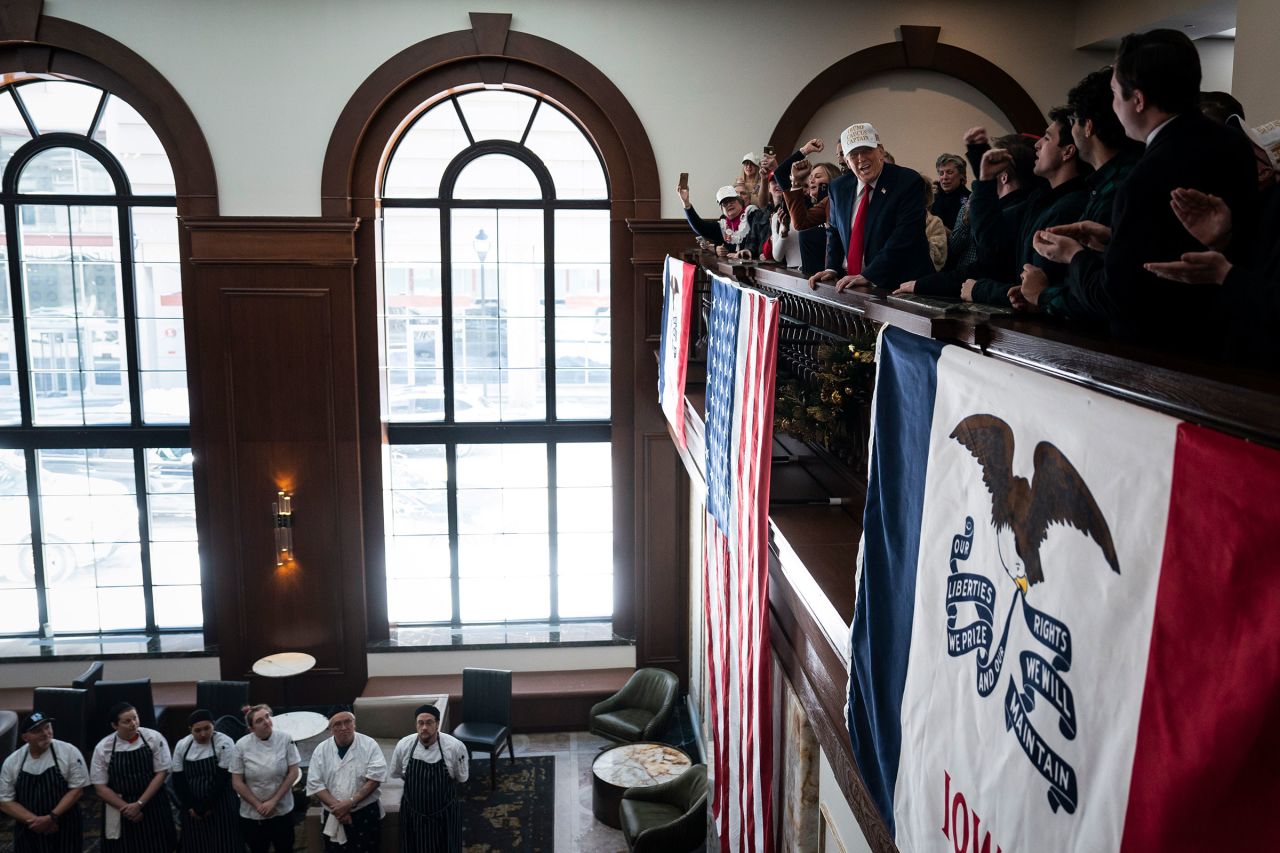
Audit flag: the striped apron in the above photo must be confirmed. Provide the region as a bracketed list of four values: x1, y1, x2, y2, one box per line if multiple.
[177, 742, 240, 853]
[12, 746, 81, 853]
[104, 735, 178, 853]
[399, 740, 461, 852]
[323, 800, 381, 853]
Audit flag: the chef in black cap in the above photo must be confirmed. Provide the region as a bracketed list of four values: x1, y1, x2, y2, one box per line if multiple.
[389, 704, 469, 851]
[0, 711, 90, 853]
[171, 709, 240, 852]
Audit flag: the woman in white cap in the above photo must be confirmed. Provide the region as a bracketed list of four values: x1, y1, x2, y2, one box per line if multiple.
[677, 179, 770, 259]
[90, 701, 177, 853]
[0, 712, 89, 853]
[172, 708, 240, 852]
[737, 153, 762, 200]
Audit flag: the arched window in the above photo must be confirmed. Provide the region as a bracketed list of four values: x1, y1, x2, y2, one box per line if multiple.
[0, 78, 196, 636]
[379, 88, 612, 627]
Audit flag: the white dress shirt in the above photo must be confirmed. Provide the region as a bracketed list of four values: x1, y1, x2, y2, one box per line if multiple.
[0, 741, 90, 800]
[231, 729, 300, 819]
[389, 733, 469, 784]
[305, 732, 387, 815]
[171, 731, 236, 772]
[89, 728, 171, 785]
[1145, 115, 1178, 147]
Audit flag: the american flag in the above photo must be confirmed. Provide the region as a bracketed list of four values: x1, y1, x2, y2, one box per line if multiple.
[704, 273, 779, 853]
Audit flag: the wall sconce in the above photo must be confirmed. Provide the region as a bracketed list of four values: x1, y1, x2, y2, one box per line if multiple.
[273, 490, 293, 565]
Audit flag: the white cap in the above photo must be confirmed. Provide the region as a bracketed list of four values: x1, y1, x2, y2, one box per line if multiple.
[716, 185, 740, 204]
[841, 123, 881, 153]
[741, 152, 756, 163]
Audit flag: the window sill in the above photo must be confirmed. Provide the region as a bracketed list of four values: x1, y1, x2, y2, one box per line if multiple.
[0, 632, 214, 663]
[370, 621, 632, 653]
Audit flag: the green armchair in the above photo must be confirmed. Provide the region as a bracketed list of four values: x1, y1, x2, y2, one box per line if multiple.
[620, 763, 708, 852]
[589, 668, 680, 743]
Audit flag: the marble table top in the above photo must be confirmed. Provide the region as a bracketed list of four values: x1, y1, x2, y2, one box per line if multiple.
[252, 651, 317, 678]
[272, 710, 330, 742]
[592, 742, 691, 788]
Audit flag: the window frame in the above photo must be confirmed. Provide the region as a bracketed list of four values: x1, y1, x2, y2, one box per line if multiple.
[380, 90, 612, 628]
[0, 81, 190, 637]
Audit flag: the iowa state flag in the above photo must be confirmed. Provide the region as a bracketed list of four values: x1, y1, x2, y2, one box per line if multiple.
[848, 325, 1280, 852]
[659, 255, 696, 448]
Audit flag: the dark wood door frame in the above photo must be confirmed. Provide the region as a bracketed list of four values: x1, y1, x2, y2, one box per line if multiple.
[770, 25, 1047, 154]
[320, 12, 673, 655]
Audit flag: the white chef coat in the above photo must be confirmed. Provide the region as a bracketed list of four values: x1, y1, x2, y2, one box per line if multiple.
[388, 733, 468, 784]
[305, 732, 386, 815]
[171, 731, 236, 772]
[230, 729, 300, 819]
[89, 728, 171, 785]
[0, 741, 90, 800]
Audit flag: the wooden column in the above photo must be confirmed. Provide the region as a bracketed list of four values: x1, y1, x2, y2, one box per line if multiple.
[184, 218, 367, 705]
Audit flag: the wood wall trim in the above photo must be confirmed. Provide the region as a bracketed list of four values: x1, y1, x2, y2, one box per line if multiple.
[320, 20, 664, 645]
[0, 0, 41, 41]
[769, 27, 1046, 154]
[184, 217, 359, 265]
[0, 15, 220, 216]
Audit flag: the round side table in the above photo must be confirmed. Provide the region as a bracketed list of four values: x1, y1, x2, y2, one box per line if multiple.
[252, 651, 316, 710]
[591, 741, 691, 830]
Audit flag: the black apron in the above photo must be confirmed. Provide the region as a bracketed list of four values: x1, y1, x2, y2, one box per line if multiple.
[12, 745, 82, 853]
[104, 734, 177, 853]
[399, 739, 461, 853]
[176, 740, 240, 853]
[323, 799, 381, 853]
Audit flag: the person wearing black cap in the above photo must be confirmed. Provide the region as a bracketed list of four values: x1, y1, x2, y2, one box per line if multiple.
[0, 712, 89, 853]
[390, 704, 468, 852]
[90, 701, 176, 853]
[171, 709, 239, 852]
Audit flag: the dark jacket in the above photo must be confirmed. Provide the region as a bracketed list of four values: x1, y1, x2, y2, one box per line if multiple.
[967, 173, 1090, 304]
[1222, 182, 1280, 368]
[1078, 145, 1143, 228]
[824, 161, 934, 288]
[932, 184, 970, 231]
[1052, 112, 1257, 344]
[914, 186, 1033, 297]
[682, 203, 770, 257]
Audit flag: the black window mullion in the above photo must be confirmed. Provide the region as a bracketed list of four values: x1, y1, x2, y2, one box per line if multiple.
[133, 447, 157, 631]
[547, 442, 559, 624]
[118, 205, 143, 426]
[88, 91, 110, 141]
[445, 442, 461, 627]
[519, 99, 540, 147]
[4, 201, 33, 426]
[452, 97, 474, 147]
[63, 205, 88, 426]
[10, 85, 38, 138]
[22, 446, 50, 633]
[440, 209, 455, 422]
[543, 205, 556, 422]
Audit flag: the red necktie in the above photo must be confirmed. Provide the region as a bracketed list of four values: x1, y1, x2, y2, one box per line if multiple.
[846, 187, 870, 276]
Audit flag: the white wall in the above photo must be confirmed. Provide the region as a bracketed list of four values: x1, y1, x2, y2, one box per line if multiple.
[1235, 0, 1280, 122]
[44, 0, 1117, 219]
[0, 656, 219, 689]
[797, 69, 1015, 183]
[366, 644, 634, 677]
[1195, 37, 1235, 94]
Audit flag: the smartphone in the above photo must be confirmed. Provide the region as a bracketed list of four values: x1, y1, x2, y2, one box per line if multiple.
[762, 145, 775, 156]
[678, 172, 689, 190]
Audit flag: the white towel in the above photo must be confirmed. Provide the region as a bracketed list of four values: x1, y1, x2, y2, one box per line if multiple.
[322, 810, 348, 846]
[104, 804, 121, 840]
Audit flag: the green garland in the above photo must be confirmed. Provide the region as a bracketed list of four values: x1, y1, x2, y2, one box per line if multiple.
[775, 342, 876, 451]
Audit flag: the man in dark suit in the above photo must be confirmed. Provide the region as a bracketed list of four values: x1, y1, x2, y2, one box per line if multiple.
[808, 123, 934, 293]
[1016, 29, 1256, 348]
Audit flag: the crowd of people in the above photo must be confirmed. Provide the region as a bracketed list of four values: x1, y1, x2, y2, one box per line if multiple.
[0, 702, 468, 853]
[680, 28, 1279, 368]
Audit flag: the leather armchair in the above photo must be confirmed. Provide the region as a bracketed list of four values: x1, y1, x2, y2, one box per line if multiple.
[32, 687, 92, 762]
[91, 678, 165, 743]
[589, 668, 679, 744]
[620, 763, 708, 853]
[196, 679, 250, 720]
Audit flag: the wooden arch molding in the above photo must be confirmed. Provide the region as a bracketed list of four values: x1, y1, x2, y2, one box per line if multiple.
[321, 12, 661, 641]
[770, 25, 1047, 153]
[321, 12, 660, 218]
[0, 5, 218, 215]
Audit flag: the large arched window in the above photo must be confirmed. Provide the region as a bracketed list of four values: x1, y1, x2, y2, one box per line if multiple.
[379, 88, 612, 627]
[0, 78, 196, 636]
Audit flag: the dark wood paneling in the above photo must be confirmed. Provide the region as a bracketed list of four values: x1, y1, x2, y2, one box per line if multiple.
[638, 432, 687, 678]
[185, 219, 367, 706]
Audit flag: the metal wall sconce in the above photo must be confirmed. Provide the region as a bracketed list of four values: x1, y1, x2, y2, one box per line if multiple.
[273, 490, 293, 565]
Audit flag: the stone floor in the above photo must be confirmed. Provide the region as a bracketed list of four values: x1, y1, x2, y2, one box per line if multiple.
[510, 730, 630, 852]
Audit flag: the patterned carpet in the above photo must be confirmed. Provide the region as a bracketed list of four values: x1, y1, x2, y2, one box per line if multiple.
[1, 755, 556, 852]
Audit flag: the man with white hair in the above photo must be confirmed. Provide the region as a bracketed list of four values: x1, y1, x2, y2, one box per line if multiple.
[306, 710, 386, 852]
[808, 122, 934, 292]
